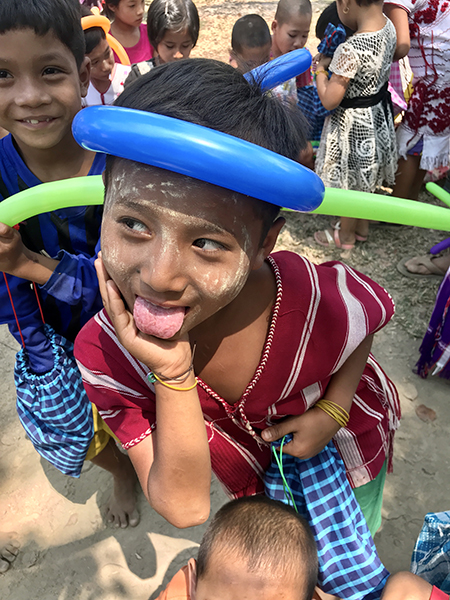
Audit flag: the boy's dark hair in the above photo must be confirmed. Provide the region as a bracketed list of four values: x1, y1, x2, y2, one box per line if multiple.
[80, 5, 106, 54]
[231, 15, 271, 54]
[0, 0, 86, 69]
[107, 59, 309, 238]
[275, 0, 312, 24]
[147, 0, 200, 49]
[315, 2, 353, 39]
[197, 497, 318, 600]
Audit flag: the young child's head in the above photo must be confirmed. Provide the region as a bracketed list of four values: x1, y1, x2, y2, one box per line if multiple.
[101, 59, 308, 338]
[315, 1, 354, 40]
[230, 15, 272, 74]
[81, 6, 115, 90]
[147, 0, 200, 64]
[335, 0, 383, 31]
[103, 0, 146, 28]
[195, 497, 318, 600]
[0, 0, 89, 152]
[272, 0, 312, 57]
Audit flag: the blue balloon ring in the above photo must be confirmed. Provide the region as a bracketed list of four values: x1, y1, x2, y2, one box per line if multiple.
[72, 106, 324, 212]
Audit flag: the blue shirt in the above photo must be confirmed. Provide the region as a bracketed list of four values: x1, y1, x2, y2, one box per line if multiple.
[0, 134, 105, 372]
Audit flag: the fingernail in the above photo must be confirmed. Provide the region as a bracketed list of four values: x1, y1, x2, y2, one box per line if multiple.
[261, 430, 271, 441]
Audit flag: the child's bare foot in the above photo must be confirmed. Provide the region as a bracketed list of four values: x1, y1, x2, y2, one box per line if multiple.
[0, 534, 20, 574]
[105, 460, 140, 528]
[90, 438, 140, 528]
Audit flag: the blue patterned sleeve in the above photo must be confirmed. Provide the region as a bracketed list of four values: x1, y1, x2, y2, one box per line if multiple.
[41, 240, 102, 316]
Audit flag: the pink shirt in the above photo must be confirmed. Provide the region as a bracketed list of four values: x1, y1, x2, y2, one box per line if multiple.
[112, 23, 152, 65]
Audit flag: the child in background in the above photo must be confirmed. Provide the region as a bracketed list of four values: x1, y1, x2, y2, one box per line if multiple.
[81, 6, 130, 106]
[104, 0, 152, 64]
[75, 59, 401, 597]
[229, 14, 271, 73]
[385, 0, 450, 203]
[0, 0, 139, 529]
[124, 0, 199, 86]
[272, 0, 313, 90]
[229, 15, 313, 169]
[156, 496, 318, 600]
[314, 0, 397, 249]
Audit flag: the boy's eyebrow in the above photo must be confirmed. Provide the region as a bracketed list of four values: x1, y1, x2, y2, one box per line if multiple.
[114, 197, 234, 236]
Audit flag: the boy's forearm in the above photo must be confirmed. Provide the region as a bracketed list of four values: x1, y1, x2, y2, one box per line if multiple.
[148, 376, 211, 528]
[8, 250, 59, 285]
[324, 334, 374, 411]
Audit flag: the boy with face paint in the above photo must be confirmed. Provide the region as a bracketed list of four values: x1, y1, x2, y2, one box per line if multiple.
[75, 59, 400, 594]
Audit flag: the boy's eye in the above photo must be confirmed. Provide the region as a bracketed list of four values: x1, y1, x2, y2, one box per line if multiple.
[43, 67, 64, 76]
[182, 43, 193, 49]
[0, 70, 12, 79]
[193, 238, 224, 251]
[121, 217, 149, 233]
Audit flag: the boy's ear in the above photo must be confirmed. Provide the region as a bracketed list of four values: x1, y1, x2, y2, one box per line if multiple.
[271, 19, 278, 34]
[79, 56, 91, 98]
[252, 216, 285, 270]
[229, 49, 238, 69]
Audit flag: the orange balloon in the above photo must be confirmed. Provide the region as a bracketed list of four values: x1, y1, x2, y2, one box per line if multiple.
[81, 11, 131, 66]
[106, 33, 131, 66]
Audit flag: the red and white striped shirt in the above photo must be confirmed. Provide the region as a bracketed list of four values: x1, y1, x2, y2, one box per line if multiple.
[75, 251, 400, 497]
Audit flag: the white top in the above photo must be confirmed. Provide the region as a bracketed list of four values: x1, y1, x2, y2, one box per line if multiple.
[84, 63, 131, 107]
[386, 0, 450, 168]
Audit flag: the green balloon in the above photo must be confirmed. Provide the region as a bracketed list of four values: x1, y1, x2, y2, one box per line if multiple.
[426, 182, 450, 208]
[1, 176, 450, 232]
[310, 187, 450, 230]
[0, 176, 103, 227]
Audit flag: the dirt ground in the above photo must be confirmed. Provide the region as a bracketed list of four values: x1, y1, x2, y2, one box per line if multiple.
[1, 1, 450, 598]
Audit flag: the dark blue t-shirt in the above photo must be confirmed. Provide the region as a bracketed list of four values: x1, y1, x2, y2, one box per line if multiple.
[0, 134, 105, 372]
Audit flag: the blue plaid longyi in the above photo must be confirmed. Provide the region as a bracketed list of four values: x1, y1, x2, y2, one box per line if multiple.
[15, 324, 94, 477]
[265, 439, 389, 600]
[411, 512, 450, 593]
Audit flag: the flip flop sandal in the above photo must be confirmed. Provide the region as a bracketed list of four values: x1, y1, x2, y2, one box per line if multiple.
[396, 255, 446, 280]
[332, 220, 367, 242]
[314, 228, 355, 250]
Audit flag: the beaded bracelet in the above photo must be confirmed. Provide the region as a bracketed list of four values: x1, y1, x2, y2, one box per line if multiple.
[314, 398, 350, 428]
[148, 371, 198, 392]
[314, 69, 328, 82]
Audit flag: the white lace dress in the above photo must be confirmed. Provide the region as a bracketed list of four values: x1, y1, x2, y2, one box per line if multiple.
[315, 19, 397, 192]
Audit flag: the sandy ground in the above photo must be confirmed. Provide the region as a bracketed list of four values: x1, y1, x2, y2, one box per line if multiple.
[1, 1, 450, 597]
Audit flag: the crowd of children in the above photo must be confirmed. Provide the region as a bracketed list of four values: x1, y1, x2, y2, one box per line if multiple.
[0, 0, 450, 597]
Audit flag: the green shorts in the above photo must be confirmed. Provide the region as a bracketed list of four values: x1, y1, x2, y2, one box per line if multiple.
[352, 461, 387, 537]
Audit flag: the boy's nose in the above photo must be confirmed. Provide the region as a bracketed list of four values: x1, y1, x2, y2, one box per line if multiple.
[140, 242, 188, 294]
[15, 79, 51, 108]
[174, 50, 184, 59]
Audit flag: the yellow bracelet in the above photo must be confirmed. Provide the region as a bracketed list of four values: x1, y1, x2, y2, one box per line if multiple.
[148, 371, 198, 391]
[315, 69, 328, 77]
[315, 398, 350, 428]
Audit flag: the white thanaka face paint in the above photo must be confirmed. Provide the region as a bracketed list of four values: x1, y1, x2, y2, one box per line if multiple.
[101, 160, 268, 338]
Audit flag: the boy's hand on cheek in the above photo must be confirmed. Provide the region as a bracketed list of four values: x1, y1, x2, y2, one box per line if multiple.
[95, 255, 193, 378]
[261, 407, 341, 459]
[0, 222, 33, 276]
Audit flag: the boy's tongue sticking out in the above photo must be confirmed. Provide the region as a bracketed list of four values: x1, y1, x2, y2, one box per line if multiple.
[133, 296, 185, 339]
